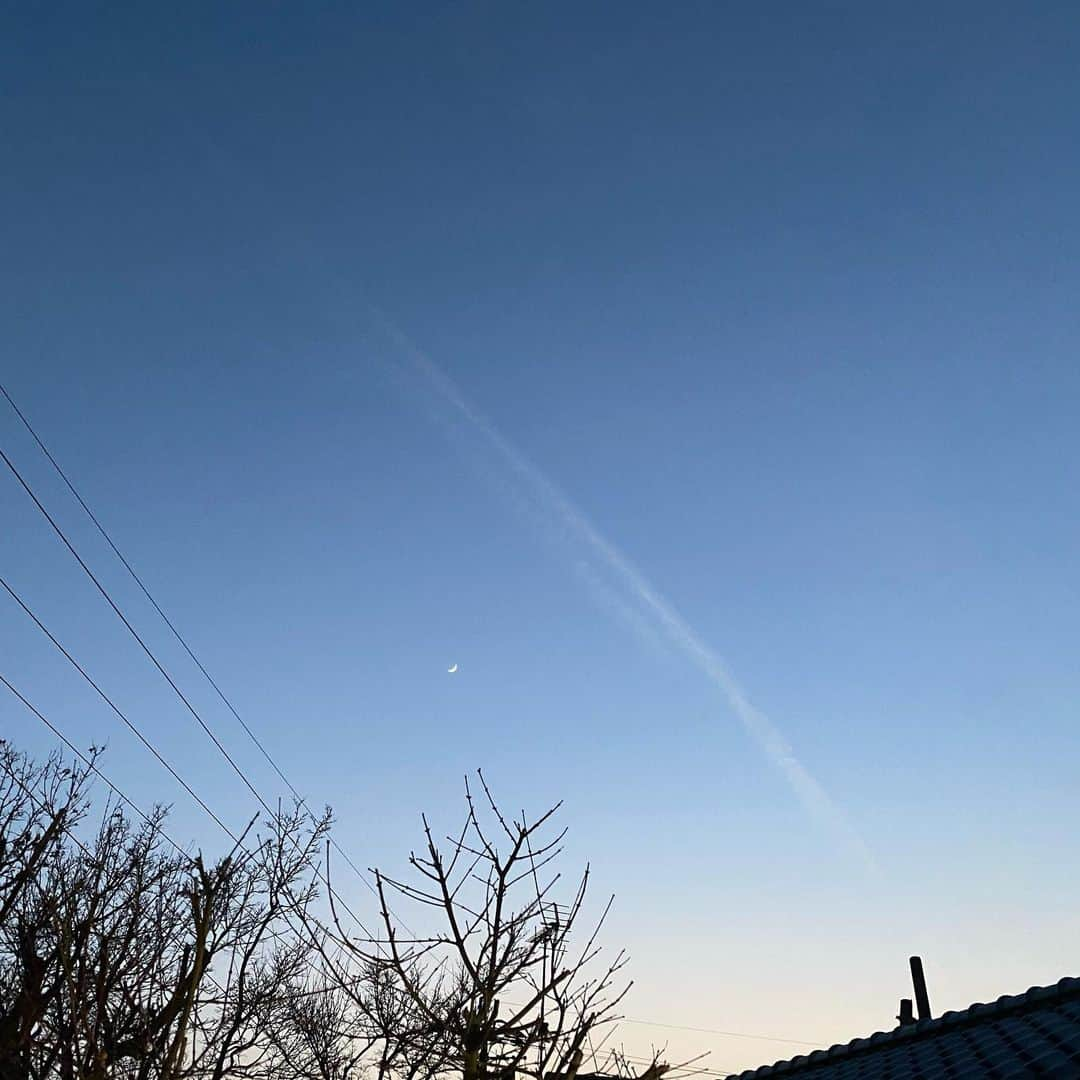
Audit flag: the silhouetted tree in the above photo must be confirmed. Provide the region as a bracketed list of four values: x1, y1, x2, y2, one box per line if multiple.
[324, 772, 651, 1080]
[0, 741, 340, 1080]
[2, 743, 660, 1080]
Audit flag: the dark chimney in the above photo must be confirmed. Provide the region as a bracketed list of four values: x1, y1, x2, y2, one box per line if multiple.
[897, 998, 915, 1026]
[909, 956, 932, 1021]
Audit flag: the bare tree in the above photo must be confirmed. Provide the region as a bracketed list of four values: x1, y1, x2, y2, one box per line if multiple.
[0, 742, 345, 1080]
[326, 772, 645, 1080]
[3, 743, 658, 1080]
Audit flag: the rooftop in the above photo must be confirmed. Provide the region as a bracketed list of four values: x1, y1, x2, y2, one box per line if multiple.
[726, 975, 1080, 1079]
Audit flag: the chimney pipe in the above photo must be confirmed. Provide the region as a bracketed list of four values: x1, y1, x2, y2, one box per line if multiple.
[897, 998, 915, 1026]
[909, 956, 932, 1021]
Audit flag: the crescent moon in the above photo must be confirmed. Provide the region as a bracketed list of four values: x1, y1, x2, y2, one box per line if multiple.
[447, 664, 459, 673]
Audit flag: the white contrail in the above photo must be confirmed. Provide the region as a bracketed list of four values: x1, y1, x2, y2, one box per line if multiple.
[374, 314, 872, 866]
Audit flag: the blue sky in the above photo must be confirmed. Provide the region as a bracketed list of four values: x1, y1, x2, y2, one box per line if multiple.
[3, 4, 1079, 1071]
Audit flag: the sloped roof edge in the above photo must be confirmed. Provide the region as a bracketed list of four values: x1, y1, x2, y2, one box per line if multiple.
[726, 975, 1080, 1078]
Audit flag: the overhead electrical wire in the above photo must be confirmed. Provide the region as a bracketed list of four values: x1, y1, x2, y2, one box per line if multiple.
[0, 381, 395, 923]
[619, 1017, 821, 1047]
[0, 380, 303, 804]
[0, 667, 192, 858]
[0, 589, 373, 990]
[0, 443, 280, 820]
[0, 444, 386, 945]
[0, 573, 239, 843]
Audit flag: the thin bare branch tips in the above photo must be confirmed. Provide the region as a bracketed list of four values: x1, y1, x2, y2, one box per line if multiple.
[340, 775, 641, 1080]
[0, 740, 356, 1080]
[588, 1046, 678, 1080]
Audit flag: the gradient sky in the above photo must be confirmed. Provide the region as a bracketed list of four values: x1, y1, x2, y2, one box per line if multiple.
[3, 4, 1079, 1073]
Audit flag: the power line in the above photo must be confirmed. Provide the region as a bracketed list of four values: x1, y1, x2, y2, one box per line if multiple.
[0, 668, 191, 859]
[0, 435, 382, 939]
[0, 443, 278, 821]
[618, 1017, 821, 1048]
[0, 559, 379, 943]
[0, 639, 370, 987]
[0, 383, 399, 933]
[0, 380, 303, 805]
[0, 573, 239, 842]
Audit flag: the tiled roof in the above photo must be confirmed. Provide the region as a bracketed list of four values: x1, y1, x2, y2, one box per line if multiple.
[727, 976, 1080, 1080]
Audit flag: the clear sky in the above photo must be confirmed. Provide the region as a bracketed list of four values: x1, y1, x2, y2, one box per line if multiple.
[2, 4, 1079, 1073]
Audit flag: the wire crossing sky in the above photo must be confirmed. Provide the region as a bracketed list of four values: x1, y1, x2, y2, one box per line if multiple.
[0, 379, 400, 943]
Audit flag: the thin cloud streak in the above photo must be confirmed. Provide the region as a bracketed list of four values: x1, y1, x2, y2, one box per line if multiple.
[374, 313, 873, 867]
